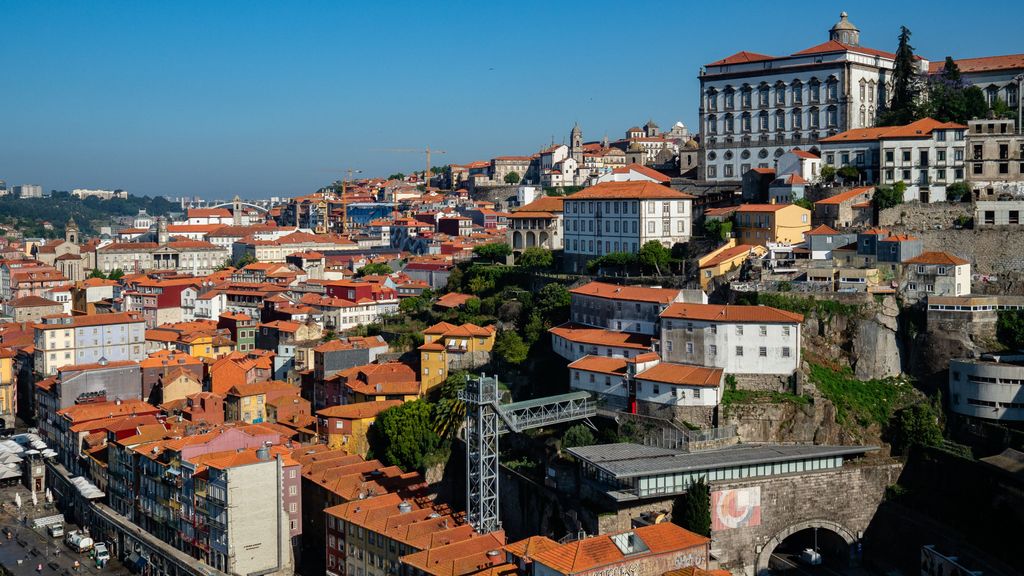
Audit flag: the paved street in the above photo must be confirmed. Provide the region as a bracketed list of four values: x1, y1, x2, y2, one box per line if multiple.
[0, 485, 129, 576]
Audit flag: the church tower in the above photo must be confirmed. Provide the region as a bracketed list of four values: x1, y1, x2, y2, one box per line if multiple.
[65, 217, 79, 245]
[157, 217, 169, 245]
[232, 195, 243, 226]
[829, 12, 860, 46]
[570, 123, 583, 164]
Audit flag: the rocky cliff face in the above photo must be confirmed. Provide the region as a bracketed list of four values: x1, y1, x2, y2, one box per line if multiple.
[798, 294, 903, 380]
[724, 399, 842, 444]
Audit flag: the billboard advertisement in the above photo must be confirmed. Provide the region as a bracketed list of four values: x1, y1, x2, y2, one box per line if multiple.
[711, 487, 761, 531]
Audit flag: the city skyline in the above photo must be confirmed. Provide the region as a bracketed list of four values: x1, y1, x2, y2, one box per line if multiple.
[1, 0, 1020, 199]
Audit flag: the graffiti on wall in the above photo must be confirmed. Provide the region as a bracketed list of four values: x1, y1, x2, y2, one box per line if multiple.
[711, 487, 761, 531]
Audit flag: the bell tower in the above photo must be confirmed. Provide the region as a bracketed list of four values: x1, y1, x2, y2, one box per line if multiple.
[65, 217, 79, 245]
[829, 11, 860, 46]
[570, 123, 583, 164]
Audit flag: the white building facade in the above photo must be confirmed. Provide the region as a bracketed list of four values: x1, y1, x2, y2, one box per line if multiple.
[659, 303, 803, 375]
[699, 13, 928, 182]
[562, 181, 694, 272]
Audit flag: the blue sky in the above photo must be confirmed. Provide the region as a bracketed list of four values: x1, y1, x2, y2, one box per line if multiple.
[1, 0, 1019, 199]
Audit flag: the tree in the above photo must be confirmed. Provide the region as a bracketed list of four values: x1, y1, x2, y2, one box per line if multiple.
[873, 182, 906, 211]
[517, 247, 553, 270]
[432, 372, 469, 439]
[879, 26, 922, 126]
[997, 310, 1024, 350]
[963, 86, 990, 121]
[446, 266, 464, 292]
[504, 171, 521, 185]
[399, 295, 429, 315]
[991, 97, 1015, 119]
[234, 253, 257, 268]
[945, 182, 970, 202]
[888, 403, 943, 456]
[820, 165, 837, 185]
[536, 283, 571, 323]
[494, 331, 529, 364]
[357, 262, 392, 277]
[366, 400, 444, 473]
[837, 165, 860, 183]
[562, 424, 595, 449]
[638, 240, 671, 275]
[794, 198, 814, 210]
[473, 243, 512, 263]
[671, 477, 711, 537]
[387, 173, 405, 181]
[88, 268, 106, 279]
[107, 269, 125, 281]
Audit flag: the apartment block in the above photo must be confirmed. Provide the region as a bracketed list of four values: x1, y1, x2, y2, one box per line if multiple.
[33, 311, 146, 375]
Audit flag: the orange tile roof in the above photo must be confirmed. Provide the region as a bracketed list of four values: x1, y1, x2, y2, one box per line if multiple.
[700, 244, 761, 268]
[317, 399, 404, 420]
[661, 303, 803, 323]
[790, 149, 820, 159]
[436, 293, 477, 309]
[929, 53, 1024, 74]
[423, 321, 495, 338]
[821, 118, 965, 143]
[815, 186, 874, 205]
[791, 39, 898, 60]
[612, 163, 671, 183]
[636, 362, 723, 387]
[529, 523, 708, 574]
[548, 323, 653, 350]
[707, 51, 775, 66]
[805, 224, 840, 236]
[35, 311, 143, 330]
[504, 536, 561, 558]
[58, 399, 158, 423]
[569, 281, 681, 304]
[567, 355, 630, 376]
[58, 359, 138, 373]
[905, 251, 970, 266]
[568, 181, 695, 200]
[511, 196, 565, 214]
[400, 532, 507, 576]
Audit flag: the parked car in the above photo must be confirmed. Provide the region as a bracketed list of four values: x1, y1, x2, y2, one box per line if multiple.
[47, 524, 65, 538]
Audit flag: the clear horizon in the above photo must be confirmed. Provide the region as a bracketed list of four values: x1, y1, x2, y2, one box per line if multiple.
[1, 0, 1019, 199]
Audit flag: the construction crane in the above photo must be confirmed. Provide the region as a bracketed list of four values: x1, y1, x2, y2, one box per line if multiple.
[459, 374, 596, 534]
[375, 146, 448, 211]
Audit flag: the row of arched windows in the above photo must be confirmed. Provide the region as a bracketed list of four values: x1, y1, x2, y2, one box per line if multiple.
[706, 106, 839, 134]
[706, 76, 839, 111]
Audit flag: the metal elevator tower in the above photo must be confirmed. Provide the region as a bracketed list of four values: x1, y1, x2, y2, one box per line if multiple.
[459, 374, 596, 534]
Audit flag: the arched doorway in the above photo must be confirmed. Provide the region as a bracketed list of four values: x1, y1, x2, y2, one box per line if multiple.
[756, 520, 857, 576]
[512, 231, 524, 250]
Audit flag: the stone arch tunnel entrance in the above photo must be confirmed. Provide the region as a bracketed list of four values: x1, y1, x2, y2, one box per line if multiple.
[756, 520, 858, 575]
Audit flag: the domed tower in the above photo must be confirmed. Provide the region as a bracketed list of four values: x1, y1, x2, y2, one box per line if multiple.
[570, 123, 583, 164]
[644, 119, 660, 137]
[829, 11, 860, 46]
[65, 217, 79, 245]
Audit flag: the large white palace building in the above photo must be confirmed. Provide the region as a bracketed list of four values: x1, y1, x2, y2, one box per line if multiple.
[698, 12, 931, 182]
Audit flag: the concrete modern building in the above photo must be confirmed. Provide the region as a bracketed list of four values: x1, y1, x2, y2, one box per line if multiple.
[659, 303, 804, 375]
[562, 181, 695, 272]
[949, 353, 1024, 421]
[699, 13, 922, 182]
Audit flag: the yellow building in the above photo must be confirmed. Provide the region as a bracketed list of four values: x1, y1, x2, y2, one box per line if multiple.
[697, 240, 767, 290]
[177, 331, 235, 360]
[224, 380, 298, 424]
[0, 348, 15, 429]
[418, 322, 497, 392]
[734, 204, 811, 246]
[316, 400, 403, 455]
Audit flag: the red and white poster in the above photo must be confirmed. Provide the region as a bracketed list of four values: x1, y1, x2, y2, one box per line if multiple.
[711, 487, 761, 531]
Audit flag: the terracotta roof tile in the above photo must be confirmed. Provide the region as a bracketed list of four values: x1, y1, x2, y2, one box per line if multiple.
[569, 281, 682, 304]
[905, 251, 969, 266]
[661, 303, 803, 323]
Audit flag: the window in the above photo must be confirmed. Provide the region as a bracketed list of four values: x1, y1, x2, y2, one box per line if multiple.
[693, 388, 701, 399]
[759, 346, 767, 357]
[782, 347, 791, 357]
[736, 325, 743, 335]
[783, 326, 791, 337]
[709, 344, 717, 356]
[647, 221, 655, 233]
[759, 325, 767, 336]
[686, 342, 694, 354]
[735, 346, 744, 356]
